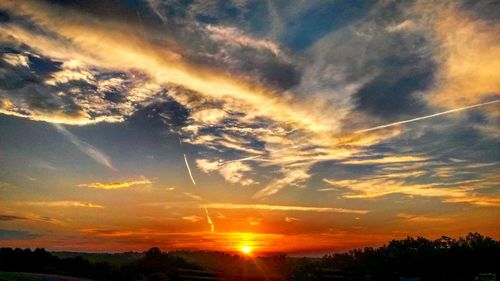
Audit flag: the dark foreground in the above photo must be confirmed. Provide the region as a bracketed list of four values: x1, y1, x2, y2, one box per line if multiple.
[1, 233, 498, 281]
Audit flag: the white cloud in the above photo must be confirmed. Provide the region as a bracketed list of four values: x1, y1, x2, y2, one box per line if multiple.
[206, 25, 281, 56]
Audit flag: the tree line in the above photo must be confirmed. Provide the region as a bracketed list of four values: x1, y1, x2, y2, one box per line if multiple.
[0, 233, 498, 281]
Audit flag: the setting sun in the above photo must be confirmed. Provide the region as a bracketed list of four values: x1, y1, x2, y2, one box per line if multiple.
[241, 246, 252, 255]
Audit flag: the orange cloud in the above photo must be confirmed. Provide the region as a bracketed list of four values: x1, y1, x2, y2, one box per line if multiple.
[78, 177, 152, 190]
[428, 5, 500, 113]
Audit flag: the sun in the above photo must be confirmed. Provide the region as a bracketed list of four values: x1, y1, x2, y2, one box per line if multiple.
[241, 246, 252, 255]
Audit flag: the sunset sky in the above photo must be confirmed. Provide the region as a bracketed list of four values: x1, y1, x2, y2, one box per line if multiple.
[0, 0, 499, 255]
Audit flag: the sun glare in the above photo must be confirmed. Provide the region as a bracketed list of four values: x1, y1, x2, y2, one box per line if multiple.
[241, 246, 252, 255]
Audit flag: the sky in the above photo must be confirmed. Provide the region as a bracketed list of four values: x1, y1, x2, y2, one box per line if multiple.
[0, 0, 499, 255]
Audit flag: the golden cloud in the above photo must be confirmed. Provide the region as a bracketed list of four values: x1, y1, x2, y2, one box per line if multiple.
[78, 177, 152, 190]
[428, 5, 500, 113]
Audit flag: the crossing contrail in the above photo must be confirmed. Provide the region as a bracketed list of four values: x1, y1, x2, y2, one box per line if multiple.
[183, 154, 197, 185]
[356, 99, 500, 134]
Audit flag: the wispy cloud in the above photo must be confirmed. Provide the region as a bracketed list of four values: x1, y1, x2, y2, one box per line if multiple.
[427, 4, 500, 112]
[0, 214, 27, 221]
[78, 177, 152, 190]
[182, 215, 203, 222]
[184, 192, 204, 201]
[285, 216, 300, 222]
[206, 25, 281, 56]
[19, 201, 104, 208]
[397, 213, 452, 223]
[324, 172, 500, 207]
[205, 203, 368, 214]
[53, 124, 116, 171]
[0, 213, 60, 224]
[0, 0, 397, 200]
[0, 229, 41, 240]
[218, 161, 255, 186]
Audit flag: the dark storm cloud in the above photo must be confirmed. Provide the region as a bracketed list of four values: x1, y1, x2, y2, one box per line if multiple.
[0, 229, 41, 240]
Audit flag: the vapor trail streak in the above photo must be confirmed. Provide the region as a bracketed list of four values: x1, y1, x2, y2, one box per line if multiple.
[53, 124, 116, 171]
[183, 154, 197, 185]
[203, 205, 215, 232]
[219, 155, 261, 166]
[356, 99, 500, 133]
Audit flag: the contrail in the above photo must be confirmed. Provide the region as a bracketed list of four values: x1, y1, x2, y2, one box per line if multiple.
[203, 205, 215, 233]
[183, 154, 197, 185]
[53, 124, 116, 171]
[356, 99, 500, 133]
[219, 155, 261, 166]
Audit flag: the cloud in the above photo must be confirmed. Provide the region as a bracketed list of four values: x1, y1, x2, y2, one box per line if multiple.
[206, 25, 281, 56]
[341, 155, 429, 165]
[1, 0, 497, 202]
[78, 177, 152, 190]
[285, 216, 300, 223]
[0, 214, 26, 221]
[0, 213, 60, 224]
[0, 1, 391, 200]
[182, 215, 203, 222]
[218, 161, 255, 186]
[324, 170, 500, 207]
[0, 229, 41, 240]
[1, 53, 30, 67]
[427, 4, 500, 112]
[190, 108, 227, 125]
[248, 216, 262, 226]
[53, 124, 116, 171]
[205, 203, 368, 214]
[396, 213, 451, 223]
[253, 166, 310, 198]
[386, 20, 417, 32]
[19, 201, 104, 208]
[184, 192, 204, 201]
[355, 100, 500, 133]
[196, 158, 220, 173]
